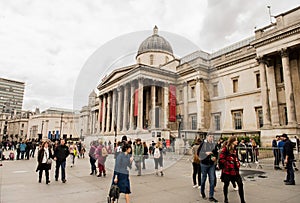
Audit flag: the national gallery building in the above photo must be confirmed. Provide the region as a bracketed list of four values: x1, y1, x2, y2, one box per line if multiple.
[81, 6, 300, 147]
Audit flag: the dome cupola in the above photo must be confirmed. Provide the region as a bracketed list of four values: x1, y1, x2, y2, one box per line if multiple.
[137, 26, 173, 56]
[136, 26, 174, 67]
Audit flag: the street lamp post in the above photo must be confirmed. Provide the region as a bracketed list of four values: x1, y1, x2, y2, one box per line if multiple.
[41, 121, 44, 139]
[59, 113, 63, 140]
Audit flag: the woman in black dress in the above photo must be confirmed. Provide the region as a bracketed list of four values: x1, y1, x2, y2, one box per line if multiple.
[112, 144, 133, 203]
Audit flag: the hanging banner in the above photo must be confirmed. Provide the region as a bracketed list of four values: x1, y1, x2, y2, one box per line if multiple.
[100, 101, 104, 122]
[56, 130, 60, 140]
[134, 89, 139, 116]
[169, 85, 176, 122]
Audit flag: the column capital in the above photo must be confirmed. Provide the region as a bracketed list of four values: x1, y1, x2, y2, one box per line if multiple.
[280, 48, 289, 57]
[256, 56, 268, 66]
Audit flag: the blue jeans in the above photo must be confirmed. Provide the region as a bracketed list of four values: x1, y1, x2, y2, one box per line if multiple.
[200, 163, 216, 198]
[55, 160, 66, 181]
[286, 159, 294, 183]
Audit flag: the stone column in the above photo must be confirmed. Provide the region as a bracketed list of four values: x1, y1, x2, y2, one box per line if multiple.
[98, 97, 102, 133]
[151, 85, 156, 129]
[106, 92, 111, 133]
[101, 95, 107, 133]
[281, 48, 297, 125]
[183, 82, 188, 130]
[137, 78, 144, 130]
[291, 54, 300, 123]
[163, 83, 169, 129]
[117, 87, 122, 133]
[258, 57, 271, 127]
[196, 78, 202, 130]
[111, 89, 116, 132]
[266, 59, 280, 126]
[123, 85, 129, 131]
[129, 84, 135, 130]
[145, 87, 150, 128]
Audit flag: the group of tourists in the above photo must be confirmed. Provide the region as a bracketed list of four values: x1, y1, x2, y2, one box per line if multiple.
[106, 135, 165, 203]
[272, 133, 297, 185]
[191, 135, 249, 202]
[190, 133, 297, 203]
[0, 139, 38, 160]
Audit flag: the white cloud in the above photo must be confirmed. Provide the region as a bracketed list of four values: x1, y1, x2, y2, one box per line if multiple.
[0, 0, 299, 111]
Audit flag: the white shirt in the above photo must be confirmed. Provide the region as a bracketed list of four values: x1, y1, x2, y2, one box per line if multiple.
[42, 148, 49, 163]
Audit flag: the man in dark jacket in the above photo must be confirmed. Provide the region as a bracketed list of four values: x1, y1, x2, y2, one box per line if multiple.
[281, 133, 295, 185]
[198, 134, 218, 202]
[54, 139, 69, 183]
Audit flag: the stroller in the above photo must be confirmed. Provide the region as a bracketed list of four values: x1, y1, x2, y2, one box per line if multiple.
[107, 184, 120, 203]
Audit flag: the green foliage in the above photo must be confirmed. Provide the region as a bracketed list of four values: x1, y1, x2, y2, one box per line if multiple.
[221, 135, 260, 146]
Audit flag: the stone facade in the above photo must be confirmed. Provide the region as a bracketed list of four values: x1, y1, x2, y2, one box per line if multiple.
[84, 6, 300, 147]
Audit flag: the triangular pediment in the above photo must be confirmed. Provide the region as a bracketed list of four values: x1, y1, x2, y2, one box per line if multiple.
[99, 64, 137, 87]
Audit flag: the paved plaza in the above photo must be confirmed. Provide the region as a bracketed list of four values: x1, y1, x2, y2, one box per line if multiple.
[0, 152, 300, 203]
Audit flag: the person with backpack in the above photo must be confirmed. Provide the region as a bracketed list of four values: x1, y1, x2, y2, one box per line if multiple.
[153, 140, 164, 176]
[112, 144, 133, 203]
[133, 138, 143, 176]
[95, 140, 108, 177]
[88, 141, 97, 175]
[191, 138, 201, 189]
[219, 136, 246, 203]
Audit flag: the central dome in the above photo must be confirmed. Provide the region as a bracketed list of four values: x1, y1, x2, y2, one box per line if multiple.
[137, 26, 173, 56]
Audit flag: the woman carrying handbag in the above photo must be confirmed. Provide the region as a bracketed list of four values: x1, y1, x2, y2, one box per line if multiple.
[37, 141, 53, 184]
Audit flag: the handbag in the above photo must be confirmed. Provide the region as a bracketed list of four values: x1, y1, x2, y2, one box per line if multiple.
[193, 154, 200, 164]
[46, 158, 52, 165]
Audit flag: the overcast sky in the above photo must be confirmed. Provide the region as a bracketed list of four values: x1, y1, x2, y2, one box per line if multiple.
[1, 0, 300, 112]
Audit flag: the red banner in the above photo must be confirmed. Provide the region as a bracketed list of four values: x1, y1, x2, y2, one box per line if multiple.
[100, 100, 104, 122]
[169, 85, 176, 122]
[134, 89, 138, 116]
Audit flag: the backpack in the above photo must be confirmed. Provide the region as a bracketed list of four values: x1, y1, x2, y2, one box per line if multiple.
[102, 147, 108, 157]
[108, 184, 120, 203]
[154, 148, 160, 159]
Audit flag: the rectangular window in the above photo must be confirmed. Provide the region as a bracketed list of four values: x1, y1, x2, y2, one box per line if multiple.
[179, 90, 183, 101]
[214, 114, 221, 131]
[213, 84, 218, 97]
[232, 110, 243, 130]
[255, 107, 263, 128]
[233, 79, 238, 93]
[191, 115, 197, 130]
[256, 73, 261, 88]
[190, 86, 195, 99]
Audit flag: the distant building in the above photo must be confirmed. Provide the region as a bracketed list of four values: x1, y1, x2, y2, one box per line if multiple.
[26, 107, 80, 141]
[0, 77, 25, 115]
[84, 6, 300, 147]
[0, 77, 25, 140]
[7, 111, 32, 141]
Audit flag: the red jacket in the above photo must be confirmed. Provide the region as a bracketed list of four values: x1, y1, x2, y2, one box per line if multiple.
[219, 147, 240, 176]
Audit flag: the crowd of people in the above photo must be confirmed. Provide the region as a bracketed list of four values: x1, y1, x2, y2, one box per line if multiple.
[189, 133, 298, 203]
[1, 133, 298, 203]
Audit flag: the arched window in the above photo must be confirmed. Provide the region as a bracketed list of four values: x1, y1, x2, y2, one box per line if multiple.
[150, 54, 154, 65]
[165, 56, 169, 63]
